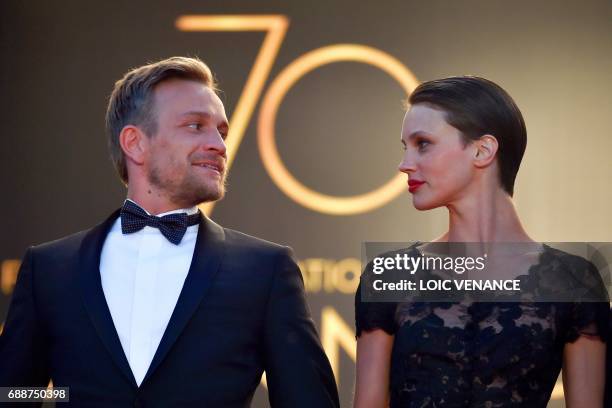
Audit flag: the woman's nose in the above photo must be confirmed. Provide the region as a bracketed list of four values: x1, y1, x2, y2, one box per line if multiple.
[398, 155, 416, 173]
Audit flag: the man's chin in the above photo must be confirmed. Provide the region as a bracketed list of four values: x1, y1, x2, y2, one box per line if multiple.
[193, 185, 225, 205]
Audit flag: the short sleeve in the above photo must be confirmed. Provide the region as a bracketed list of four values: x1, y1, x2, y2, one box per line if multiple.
[563, 301, 610, 343]
[354, 277, 397, 338]
[556, 252, 610, 343]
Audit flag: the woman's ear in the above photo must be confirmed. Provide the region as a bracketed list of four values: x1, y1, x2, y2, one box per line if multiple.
[119, 125, 148, 166]
[473, 134, 498, 168]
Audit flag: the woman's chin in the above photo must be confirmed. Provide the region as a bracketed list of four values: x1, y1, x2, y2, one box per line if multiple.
[412, 196, 441, 211]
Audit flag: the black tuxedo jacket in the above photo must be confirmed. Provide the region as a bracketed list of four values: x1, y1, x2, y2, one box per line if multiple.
[0, 210, 339, 407]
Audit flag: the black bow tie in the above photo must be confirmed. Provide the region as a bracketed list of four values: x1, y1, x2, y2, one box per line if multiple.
[120, 200, 201, 245]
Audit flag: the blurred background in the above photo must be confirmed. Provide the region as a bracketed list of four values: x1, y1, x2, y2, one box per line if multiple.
[1, 1, 611, 406]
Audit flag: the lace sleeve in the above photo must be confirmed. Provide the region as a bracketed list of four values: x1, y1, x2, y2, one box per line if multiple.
[354, 258, 398, 337]
[557, 254, 610, 342]
[564, 301, 610, 343]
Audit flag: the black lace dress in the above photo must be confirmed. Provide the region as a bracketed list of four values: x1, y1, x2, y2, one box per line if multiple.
[355, 244, 609, 407]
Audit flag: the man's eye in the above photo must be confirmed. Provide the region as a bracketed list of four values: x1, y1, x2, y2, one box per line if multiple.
[188, 123, 202, 130]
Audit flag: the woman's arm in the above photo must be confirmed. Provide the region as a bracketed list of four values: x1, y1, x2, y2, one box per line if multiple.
[562, 335, 606, 408]
[354, 329, 394, 408]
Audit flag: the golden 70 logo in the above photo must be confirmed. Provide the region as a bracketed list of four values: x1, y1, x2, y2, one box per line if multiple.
[177, 15, 419, 216]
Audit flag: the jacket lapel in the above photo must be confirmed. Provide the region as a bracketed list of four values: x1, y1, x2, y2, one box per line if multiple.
[142, 214, 226, 384]
[79, 209, 138, 388]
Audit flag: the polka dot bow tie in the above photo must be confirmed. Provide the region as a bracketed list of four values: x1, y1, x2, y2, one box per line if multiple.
[120, 200, 201, 245]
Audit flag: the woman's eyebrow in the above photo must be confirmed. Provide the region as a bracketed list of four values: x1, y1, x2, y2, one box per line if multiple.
[407, 130, 431, 140]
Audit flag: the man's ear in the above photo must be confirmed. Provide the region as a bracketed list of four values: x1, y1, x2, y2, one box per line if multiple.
[119, 125, 148, 165]
[473, 134, 498, 168]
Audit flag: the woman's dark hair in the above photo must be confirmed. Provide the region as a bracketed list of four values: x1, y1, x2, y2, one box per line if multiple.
[408, 76, 526, 196]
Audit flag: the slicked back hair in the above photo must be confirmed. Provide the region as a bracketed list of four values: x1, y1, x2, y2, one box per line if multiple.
[105, 56, 216, 184]
[408, 76, 526, 196]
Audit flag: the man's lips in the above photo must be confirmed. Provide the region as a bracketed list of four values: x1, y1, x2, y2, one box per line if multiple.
[408, 179, 425, 193]
[192, 161, 225, 175]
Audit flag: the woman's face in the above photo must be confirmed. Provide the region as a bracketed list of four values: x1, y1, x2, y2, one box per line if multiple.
[399, 103, 477, 210]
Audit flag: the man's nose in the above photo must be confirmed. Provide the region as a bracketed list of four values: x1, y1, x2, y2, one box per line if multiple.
[205, 131, 227, 158]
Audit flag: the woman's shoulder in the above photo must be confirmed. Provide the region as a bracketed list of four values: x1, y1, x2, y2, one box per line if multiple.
[536, 244, 609, 302]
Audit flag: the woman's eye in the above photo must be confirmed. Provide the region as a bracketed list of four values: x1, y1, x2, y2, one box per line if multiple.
[188, 123, 202, 130]
[417, 140, 430, 150]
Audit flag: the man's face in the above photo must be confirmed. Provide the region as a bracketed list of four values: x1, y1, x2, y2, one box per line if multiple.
[144, 78, 229, 207]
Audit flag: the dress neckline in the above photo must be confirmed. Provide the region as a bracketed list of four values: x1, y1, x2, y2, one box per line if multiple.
[409, 240, 552, 281]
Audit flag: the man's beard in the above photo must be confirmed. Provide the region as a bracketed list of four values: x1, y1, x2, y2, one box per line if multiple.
[148, 164, 227, 207]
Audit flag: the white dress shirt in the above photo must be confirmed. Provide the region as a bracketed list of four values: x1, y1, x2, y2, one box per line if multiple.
[100, 199, 199, 386]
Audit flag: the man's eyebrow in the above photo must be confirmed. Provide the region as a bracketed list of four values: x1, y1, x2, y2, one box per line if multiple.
[180, 111, 212, 119]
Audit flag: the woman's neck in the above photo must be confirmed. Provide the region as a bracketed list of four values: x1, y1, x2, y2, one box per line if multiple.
[436, 188, 533, 243]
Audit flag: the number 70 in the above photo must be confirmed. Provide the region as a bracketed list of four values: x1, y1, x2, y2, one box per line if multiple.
[177, 15, 419, 216]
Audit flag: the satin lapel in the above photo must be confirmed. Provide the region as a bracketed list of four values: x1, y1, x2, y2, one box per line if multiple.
[78, 209, 138, 388]
[142, 214, 226, 384]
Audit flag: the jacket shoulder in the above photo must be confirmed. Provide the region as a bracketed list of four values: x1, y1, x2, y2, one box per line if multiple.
[222, 228, 291, 256]
[28, 227, 93, 263]
[34, 229, 89, 251]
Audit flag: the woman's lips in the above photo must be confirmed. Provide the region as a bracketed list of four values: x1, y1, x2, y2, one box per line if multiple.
[408, 180, 425, 193]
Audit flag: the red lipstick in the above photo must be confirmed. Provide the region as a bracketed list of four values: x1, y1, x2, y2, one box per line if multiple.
[408, 179, 425, 193]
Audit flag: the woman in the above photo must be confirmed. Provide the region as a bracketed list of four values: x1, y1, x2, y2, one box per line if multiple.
[354, 76, 608, 407]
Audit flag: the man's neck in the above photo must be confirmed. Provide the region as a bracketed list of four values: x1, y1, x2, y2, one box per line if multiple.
[126, 189, 194, 216]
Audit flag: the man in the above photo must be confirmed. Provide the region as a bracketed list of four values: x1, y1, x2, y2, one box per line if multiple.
[0, 57, 339, 407]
